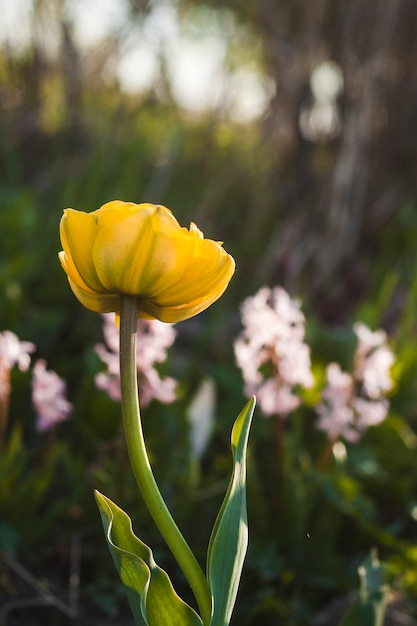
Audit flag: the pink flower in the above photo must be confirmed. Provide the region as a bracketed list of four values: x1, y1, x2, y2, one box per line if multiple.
[0, 331, 35, 401]
[234, 286, 314, 417]
[350, 397, 388, 428]
[32, 360, 72, 432]
[353, 323, 387, 353]
[316, 323, 394, 443]
[95, 313, 178, 407]
[0, 330, 35, 371]
[255, 378, 301, 416]
[353, 323, 394, 399]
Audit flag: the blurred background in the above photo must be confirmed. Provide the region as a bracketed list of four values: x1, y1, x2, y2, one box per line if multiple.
[2, 0, 417, 624]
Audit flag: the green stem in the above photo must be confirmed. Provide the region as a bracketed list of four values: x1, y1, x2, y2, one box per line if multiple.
[119, 295, 211, 625]
[0, 366, 10, 449]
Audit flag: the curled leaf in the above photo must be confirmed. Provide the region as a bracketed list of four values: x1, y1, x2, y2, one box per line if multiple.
[95, 491, 203, 626]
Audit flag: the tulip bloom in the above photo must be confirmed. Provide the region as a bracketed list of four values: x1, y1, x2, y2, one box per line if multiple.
[59, 200, 235, 323]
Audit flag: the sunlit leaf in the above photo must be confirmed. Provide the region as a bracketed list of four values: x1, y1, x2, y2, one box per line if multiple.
[95, 491, 203, 626]
[207, 397, 255, 626]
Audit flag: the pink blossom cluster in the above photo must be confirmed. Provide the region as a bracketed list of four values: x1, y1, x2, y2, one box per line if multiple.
[316, 322, 395, 442]
[0, 330, 72, 432]
[95, 314, 178, 407]
[0, 330, 35, 399]
[32, 359, 73, 432]
[234, 286, 314, 416]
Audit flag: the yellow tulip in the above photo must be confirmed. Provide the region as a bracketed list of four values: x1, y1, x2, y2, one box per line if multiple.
[59, 200, 235, 323]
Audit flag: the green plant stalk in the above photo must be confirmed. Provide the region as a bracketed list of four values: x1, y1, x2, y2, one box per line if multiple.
[0, 367, 11, 448]
[119, 295, 211, 625]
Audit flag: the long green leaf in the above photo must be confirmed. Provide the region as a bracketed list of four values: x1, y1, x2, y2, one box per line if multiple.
[95, 491, 203, 626]
[207, 397, 255, 626]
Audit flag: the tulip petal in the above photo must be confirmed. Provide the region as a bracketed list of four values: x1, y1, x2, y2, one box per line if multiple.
[58, 251, 92, 293]
[68, 278, 121, 314]
[154, 239, 235, 307]
[95, 200, 137, 215]
[93, 204, 187, 296]
[140, 287, 229, 323]
[60, 209, 103, 291]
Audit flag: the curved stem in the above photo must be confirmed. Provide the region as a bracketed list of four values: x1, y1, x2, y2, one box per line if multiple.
[119, 295, 211, 625]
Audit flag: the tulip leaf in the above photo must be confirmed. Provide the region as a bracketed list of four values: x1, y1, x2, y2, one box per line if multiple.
[339, 550, 388, 626]
[95, 491, 203, 626]
[207, 397, 255, 626]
